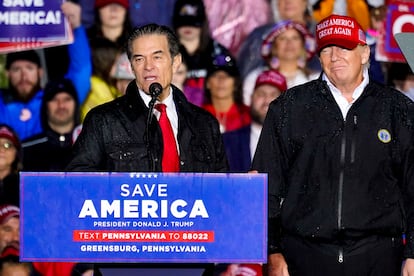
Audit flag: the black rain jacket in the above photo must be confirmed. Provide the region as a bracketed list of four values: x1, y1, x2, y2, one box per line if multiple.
[252, 77, 414, 258]
[66, 82, 228, 173]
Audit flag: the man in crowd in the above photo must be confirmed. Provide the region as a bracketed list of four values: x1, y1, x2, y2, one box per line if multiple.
[0, 51, 45, 141]
[0, 204, 93, 276]
[252, 14, 414, 275]
[223, 69, 287, 172]
[0, 205, 19, 253]
[22, 78, 81, 171]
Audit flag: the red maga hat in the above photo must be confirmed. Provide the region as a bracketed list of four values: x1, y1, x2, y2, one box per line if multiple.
[0, 126, 20, 149]
[316, 14, 367, 53]
[0, 205, 19, 225]
[95, 0, 129, 9]
[255, 70, 287, 92]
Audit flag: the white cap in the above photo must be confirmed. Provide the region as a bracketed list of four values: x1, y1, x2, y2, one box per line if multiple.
[113, 53, 135, 80]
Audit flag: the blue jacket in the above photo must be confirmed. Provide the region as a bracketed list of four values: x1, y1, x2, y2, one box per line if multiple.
[0, 26, 91, 140]
[0, 91, 44, 141]
[65, 26, 92, 104]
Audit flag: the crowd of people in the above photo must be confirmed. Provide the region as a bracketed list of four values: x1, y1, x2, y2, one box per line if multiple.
[1, 0, 414, 275]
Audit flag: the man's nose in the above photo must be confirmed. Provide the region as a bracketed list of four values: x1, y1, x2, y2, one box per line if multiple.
[330, 47, 342, 61]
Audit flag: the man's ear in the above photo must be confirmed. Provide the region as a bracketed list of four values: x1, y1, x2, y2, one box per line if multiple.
[172, 53, 182, 74]
[361, 45, 371, 65]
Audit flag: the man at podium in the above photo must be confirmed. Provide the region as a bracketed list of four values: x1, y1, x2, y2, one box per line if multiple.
[66, 23, 228, 174]
[66, 23, 229, 275]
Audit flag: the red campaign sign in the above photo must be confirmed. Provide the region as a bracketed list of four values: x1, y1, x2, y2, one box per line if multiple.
[376, 1, 414, 62]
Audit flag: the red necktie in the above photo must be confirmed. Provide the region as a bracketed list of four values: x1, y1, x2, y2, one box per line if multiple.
[155, 103, 180, 172]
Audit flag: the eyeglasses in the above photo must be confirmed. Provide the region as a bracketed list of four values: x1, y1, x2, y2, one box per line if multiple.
[0, 142, 15, 150]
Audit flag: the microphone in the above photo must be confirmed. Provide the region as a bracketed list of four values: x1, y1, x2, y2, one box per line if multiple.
[149, 82, 162, 99]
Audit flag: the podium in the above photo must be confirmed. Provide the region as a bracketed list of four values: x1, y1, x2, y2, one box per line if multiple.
[20, 172, 267, 267]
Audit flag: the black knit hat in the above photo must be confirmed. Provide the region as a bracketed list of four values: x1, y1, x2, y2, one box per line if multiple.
[206, 53, 240, 79]
[5, 50, 41, 69]
[172, 0, 206, 29]
[41, 78, 79, 129]
[43, 78, 78, 103]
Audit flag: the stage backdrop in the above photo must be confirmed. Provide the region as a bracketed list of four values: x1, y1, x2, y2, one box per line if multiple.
[20, 172, 267, 264]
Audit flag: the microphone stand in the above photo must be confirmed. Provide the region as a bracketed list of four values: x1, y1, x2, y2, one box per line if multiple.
[146, 96, 157, 172]
[145, 83, 162, 172]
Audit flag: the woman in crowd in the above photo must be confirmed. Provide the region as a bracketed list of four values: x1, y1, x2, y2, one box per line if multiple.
[203, 54, 251, 133]
[172, 0, 233, 106]
[237, 0, 318, 80]
[242, 20, 319, 105]
[86, 0, 133, 50]
[0, 125, 21, 206]
[80, 37, 122, 121]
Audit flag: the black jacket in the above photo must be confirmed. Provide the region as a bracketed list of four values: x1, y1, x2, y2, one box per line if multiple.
[0, 172, 19, 206]
[222, 125, 251, 172]
[252, 78, 414, 258]
[22, 129, 76, 172]
[66, 82, 228, 173]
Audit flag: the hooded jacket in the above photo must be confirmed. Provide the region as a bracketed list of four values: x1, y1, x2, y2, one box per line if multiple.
[252, 77, 414, 258]
[22, 79, 80, 172]
[66, 81, 228, 173]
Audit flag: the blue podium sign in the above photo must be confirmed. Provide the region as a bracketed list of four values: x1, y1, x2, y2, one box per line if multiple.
[20, 172, 267, 263]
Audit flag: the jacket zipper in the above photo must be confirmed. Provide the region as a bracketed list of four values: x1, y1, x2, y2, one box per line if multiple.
[337, 122, 347, 263]
[338, 248, 344, 263]
[337, 115, 357, 263]
[350, 115, 357, 163]
[338, 131, 346, 230]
